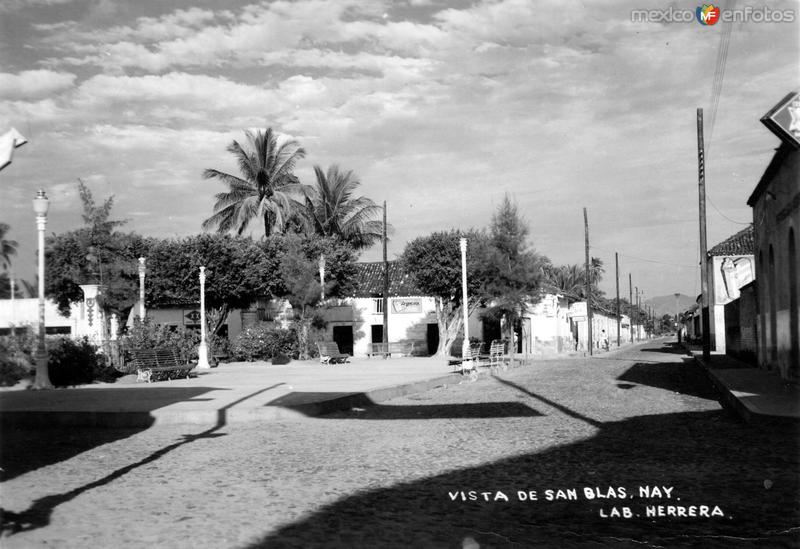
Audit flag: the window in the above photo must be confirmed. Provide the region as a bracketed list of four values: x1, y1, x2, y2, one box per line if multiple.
[373, 298, 383, 314]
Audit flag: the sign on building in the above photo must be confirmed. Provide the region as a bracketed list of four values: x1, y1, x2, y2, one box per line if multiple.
[761, 91, 800, 149]
[391, 298, 422, 314]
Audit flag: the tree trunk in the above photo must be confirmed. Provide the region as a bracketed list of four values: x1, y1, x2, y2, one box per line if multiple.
[433, 299, 466, 358]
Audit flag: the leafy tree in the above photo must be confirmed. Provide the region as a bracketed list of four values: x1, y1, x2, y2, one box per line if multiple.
[480, 196, 546, 340]
[0, 222, 18, 271]
[144, 234, 280, 336]
[269, 233, 358, 358]
[300, 164, 384, 250]
[543, 257, 605, 302]
[0, 272, 24, 298]
[45, 182, 142, 316]
[202, 127, 306, 237]
[401, 229, 490, 356]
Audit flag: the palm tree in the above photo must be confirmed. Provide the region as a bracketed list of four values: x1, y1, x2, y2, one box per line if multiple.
[202, 128, 306, 237]
[301, 164, 383, 250]
[0, 222, 18, 271]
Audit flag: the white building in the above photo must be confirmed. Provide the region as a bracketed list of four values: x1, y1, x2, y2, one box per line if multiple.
[706, 225, 755, 354]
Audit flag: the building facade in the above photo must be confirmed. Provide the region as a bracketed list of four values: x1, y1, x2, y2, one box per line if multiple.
[747, 142, 800, 379]
[706, 225, 756, 354]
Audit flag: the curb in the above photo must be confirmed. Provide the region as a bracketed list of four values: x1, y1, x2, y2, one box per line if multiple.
[0, 374, 463, 429]
[684, 346, 799, 425]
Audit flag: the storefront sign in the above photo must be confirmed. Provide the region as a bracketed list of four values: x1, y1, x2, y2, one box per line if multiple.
[184, 310, 201, 325]
[391, 299, 422, 314]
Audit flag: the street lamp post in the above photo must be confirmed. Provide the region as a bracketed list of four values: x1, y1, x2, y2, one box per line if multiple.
[319, 255, 326, 301]
[32, 190, 53, 389]
[138, 257, 146, 320]
[197, 266, 211, 370]
[460, 238, 470, 359]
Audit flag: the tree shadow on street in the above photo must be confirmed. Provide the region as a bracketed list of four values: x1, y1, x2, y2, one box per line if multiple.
[616, 359, 721, 401]
[0, 386, 222, 481]
[247, 408, 800, 548]
[0, 385, 281, 536]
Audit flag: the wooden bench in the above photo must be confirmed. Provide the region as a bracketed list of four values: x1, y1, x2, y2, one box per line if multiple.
[132, 348, 195, 383]
[367, 342, 416, 358]
[316, 342, 350, 365]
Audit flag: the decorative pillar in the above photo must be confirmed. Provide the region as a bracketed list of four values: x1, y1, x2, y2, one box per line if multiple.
[196, 266, 211, 370]
[78, 284, 104, 344]
[138, 257, 146, 320]
[32, 190, 53, 389]
[460, 238, 470, 359]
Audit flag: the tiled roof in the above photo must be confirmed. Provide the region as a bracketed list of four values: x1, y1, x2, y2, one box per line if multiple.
[352, 261, 425, 298]
[708, 224, 754, 257]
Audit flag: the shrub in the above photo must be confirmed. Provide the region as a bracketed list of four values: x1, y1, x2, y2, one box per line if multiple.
[0, 337, 34, 386]
[231, 325, 299, 362]
[47, 337, 121, 387]
[122, 317, 200, 365]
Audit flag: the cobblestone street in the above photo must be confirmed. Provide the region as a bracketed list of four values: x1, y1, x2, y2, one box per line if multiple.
[1, 340, 798, 548]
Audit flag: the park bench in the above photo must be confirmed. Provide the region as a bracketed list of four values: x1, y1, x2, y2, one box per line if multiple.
[488, 339, 509, 372]
[316, 341, 350, 365]
[367, 341, 416, 358]
[132, 348, 195, 383]
[447, 343, 483, 382]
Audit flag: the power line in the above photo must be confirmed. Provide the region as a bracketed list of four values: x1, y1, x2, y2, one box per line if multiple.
[589, 245, 699, 269]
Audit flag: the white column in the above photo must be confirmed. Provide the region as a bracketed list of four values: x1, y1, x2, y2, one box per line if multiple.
[9, 276, 14, 336]
[460, 238, 470, 358]
[319, 255, 325, 301]
[138, 257, 146, 320]
[196, 266, 211, 370]
[32, 190, 52, 389]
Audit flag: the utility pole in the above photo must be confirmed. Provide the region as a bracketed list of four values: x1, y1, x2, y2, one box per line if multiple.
[674, 292, 681, 341]
[635, 286, 639, 341]
[584, 207, 593, 355]
[382, 201, 389, 355]
[615, 252, 620, 347]
[629, 273, 634, 343]
[697, 108, 711, 360]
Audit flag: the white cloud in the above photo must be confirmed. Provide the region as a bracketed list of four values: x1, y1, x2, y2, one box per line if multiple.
[0, 70, 76, 99]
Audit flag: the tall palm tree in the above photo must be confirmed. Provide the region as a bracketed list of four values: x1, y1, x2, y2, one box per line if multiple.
[0, 222, 18, 271]
[202, 128, 306, 237]
[301, 164, 383, 250]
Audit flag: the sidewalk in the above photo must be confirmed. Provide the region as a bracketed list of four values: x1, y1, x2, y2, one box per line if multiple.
[0, 357, 462, 428]
[684, 344, 800, 424]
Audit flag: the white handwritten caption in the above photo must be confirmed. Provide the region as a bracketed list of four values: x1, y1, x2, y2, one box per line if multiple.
[448, 486, 726, 519]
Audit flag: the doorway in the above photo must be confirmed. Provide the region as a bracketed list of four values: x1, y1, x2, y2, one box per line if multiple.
[333, 325, 354, 355]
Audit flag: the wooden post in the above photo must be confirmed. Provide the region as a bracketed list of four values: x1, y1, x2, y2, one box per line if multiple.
[615, 252, 620, 347]
[697, 108, 711, 360]
[629, 274, 634, 343]
[584, 207, 593, 355]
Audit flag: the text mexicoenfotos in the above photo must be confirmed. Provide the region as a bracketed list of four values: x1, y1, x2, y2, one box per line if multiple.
[448, 485, 726, 520]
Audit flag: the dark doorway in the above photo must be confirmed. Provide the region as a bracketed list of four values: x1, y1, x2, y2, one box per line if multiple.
[371, 324, 384, 344]
[426, 323, 439, 355]
[333, 326, 354, 355]
[482, 318, 501, 344]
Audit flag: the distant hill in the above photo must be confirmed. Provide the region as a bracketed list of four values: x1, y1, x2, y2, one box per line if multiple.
[645, 294, 696, 318]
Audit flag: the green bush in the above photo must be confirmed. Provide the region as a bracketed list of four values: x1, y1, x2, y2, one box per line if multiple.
[0, 337, 34, 386]
[231, 325, 298, 362]
[122, 317, 200, 365]
[47, 337, 121, 387]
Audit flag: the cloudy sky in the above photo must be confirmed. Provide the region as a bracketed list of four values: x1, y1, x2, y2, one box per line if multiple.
[1, 0, 798, 301]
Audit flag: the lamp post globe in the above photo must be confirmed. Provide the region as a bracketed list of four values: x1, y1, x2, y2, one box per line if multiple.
[32, 189, 53, 389]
